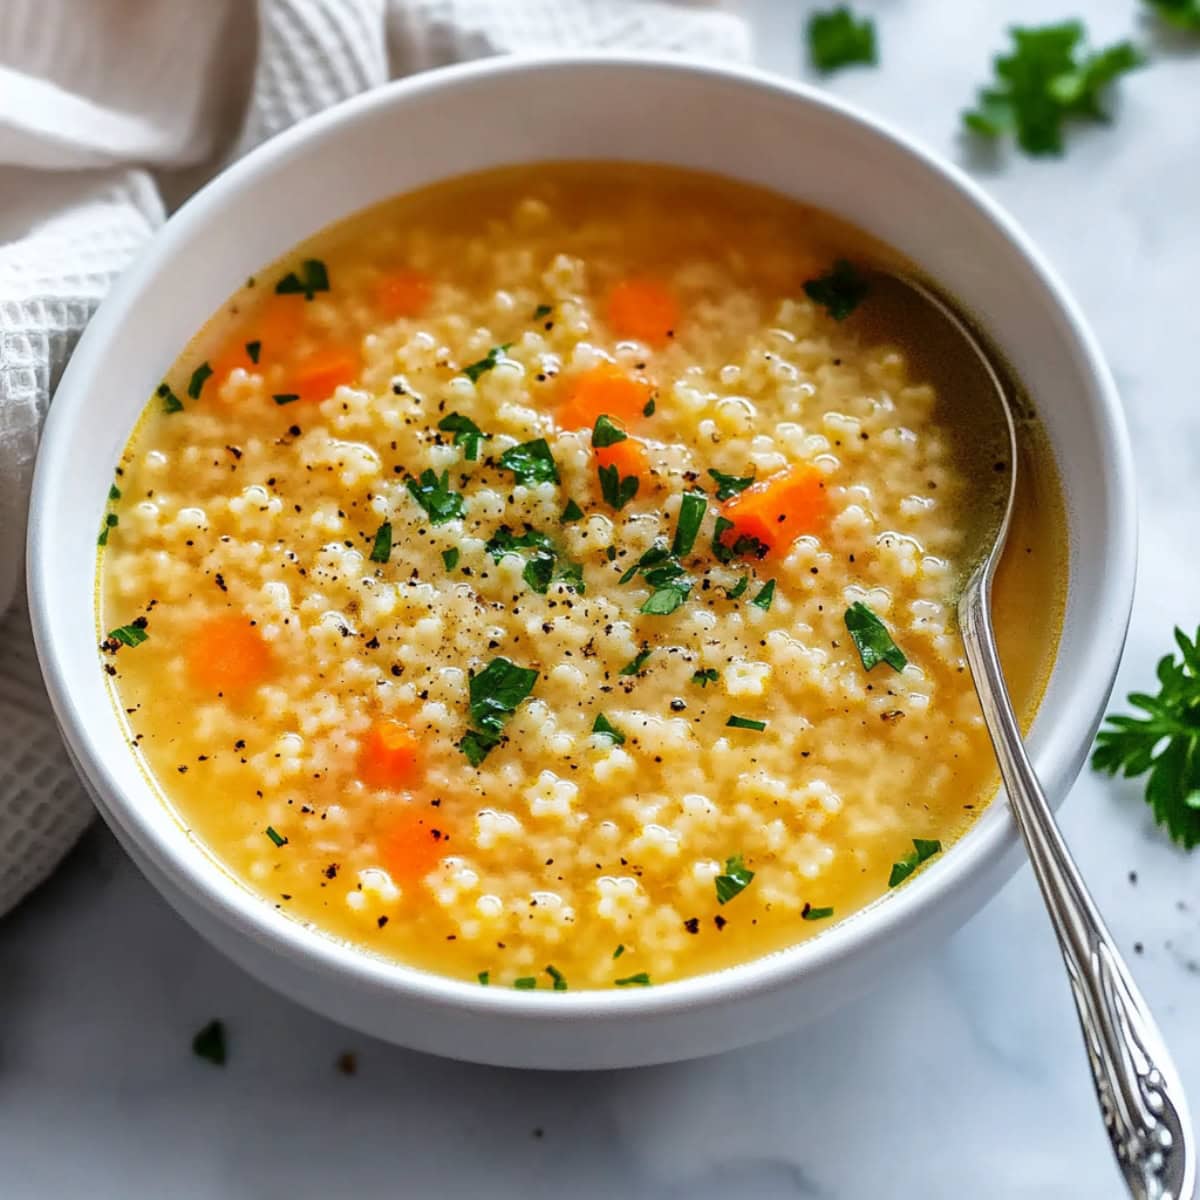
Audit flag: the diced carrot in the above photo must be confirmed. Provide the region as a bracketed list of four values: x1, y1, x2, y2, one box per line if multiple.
[379, 808, 447, 886]
[607, 278, 679, 347]
[186, 613, 272, 697]
[719, 464, 829, 557]
[595, 435, 650, 479]
[289, 347, 359, 403]
[557, 365, 653, 431]
[374, 270, 432, 319]
[358, 718, 422, 791]
[210, 294, 307, 390]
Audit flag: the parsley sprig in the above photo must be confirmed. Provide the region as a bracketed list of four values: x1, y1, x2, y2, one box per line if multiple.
[807, 6, 877, 73]
[460, 656, 540, 766]
[845, 602, 907, 672]
[1093, 627, 1200, 849]
[438, 412, 488, 461]
[405, 469, 465, 525]
[1144, 0, 1200, 30]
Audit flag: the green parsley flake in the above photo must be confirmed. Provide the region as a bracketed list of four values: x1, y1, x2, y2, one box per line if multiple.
[614, 972, 651, 987]
[707, 468, 756, 501]
[187, 362, 213, 399]
[691, 668, 719, 687]
[672, 491, 707, 558]
[273, 393, 299, 406]
[725, 576, 749, 600]
[533, 304, 553, 320]
[592, 414, 628, 449]
[560, 498, 584, 523]
[598, 463, 639, 511]
[715, 854, 755, 905]
[442, 548, 460, 571]
[463, 343, 511, 383]
[245, 340, 262, 364]
[438, 412, 487, 461]
[107, 623, 148, 648]
[498, 438, 559, 486]
[804, 259, 869, 321]
[963, 22, 1145, 157]
[592, 714, 627, 745]
[369, 521, 393, 564]
[613, 944, 626, 959]
[726, 715, 766, 732]
[108, 484, 121, 501]
[807, 6, 878, 72]
[105, 512, 119, 528]
[803, 904, 835, 921]
[643, 396, 656, 417]
[275, 258, 329, 300]
[406, 468, 465, 525]
[888, 838, 942, 887]
[545, 965, 568, 991]
[265, 825, 288, 848]
[460, 657, 539, 766]
[641, 587, 688, 616]
[751, 579, 776, 611]
[192, 1019, 226, 1066]
[619, 645, 653, 676]
[513, 976, 537, 990]
[157, 382, 183, 414]
[845, 601, 907, 672]
[1145, 0, 1200, 30]
[477, 970, 490, 986]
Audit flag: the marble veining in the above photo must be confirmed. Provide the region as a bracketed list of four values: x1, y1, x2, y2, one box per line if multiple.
[2, 2, 1197, 1195]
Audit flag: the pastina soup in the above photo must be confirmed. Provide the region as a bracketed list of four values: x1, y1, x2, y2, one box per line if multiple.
[97, 164, 1065, 991]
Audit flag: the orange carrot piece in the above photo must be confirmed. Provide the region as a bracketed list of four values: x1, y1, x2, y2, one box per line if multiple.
[186, 613, 272, 697]
[719, 464, 829, 556]
[210, 294, 307, 389]
[358, 718, 422, 791]
[607, 278, 679, 347]
[289, 348, 359, 403]
[557, 365, 653, 431]
[374, 270, 432, 319]
[379, 809, 447, 886]
[595, 435, 650, 479]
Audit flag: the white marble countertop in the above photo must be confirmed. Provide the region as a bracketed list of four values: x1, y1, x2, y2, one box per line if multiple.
[3, 2, 1198, 1196]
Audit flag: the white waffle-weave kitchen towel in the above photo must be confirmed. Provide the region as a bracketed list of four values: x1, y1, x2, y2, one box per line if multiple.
[0, 0, 749, 918]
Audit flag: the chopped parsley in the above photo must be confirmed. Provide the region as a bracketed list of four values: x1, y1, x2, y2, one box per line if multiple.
[592, 714, 627, 745]
[463, 343, 511, 383]
[498, 438, 559, 486]
[437, 412, 487, 461]
[107, 623, 148, 648]
[157, 382, 183, 414]
[711, 516, 767, 564]
[751, 579, 776, 611]
[641, 586, 688, 616]
[592, 414, 628, 448]
[545, 965, 568, 991]
[802, 904, 835, 921]
[598, 463, 639, 511]
[714, 854, 755, 905]
[187, 361, 213, 399]
[707, 468, 755, 501]
[532, 304, 553, 320]
[620, 540, 692, 615]
[369, 521, 392, 564]
[477, 970, 490, 986]
[485, 525, 583, 595]
[522, 548, 557, 594]
[406, 468, 465, 524]
[513, 977, 537, 990]
[486, 525, 554, 559]
[245, 339, 261, 364]
[963, 22, 1145, 157]
[192, 1020, 226, 1066]
[807, 6, 877, 72]
[691, 668, 720, 687]
[642, 396, 656, 417]
[845, 602, 907, 672]
[1145, 0, 1200, 30]
[888, 838, 942, 887]
[1092, 625, 1200, 849]
[725, 576, 749, 600]
[672, 491, 707, 558]
[265, 825, 288, 847]
[460, 656, 539, 766]
[273, 393, 299, 406]
[108, 484, 121, 501]
[98, 510, 120, 546]
[619, 645, 653, 676]
[560, 498, 584, 523]
[613, 944, 626, 959]
[804, 259, 869, 320]
[275, 258, 329, 300]
[614, 972, 651, 987]
[442, 548, 460, 571]
[726, 715, 767, 732]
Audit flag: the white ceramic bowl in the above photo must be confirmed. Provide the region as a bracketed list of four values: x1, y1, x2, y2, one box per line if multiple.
[27, 55, 1135, 1070]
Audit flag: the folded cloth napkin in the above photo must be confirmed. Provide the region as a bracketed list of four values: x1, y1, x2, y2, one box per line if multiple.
[0, 0, 749, 919]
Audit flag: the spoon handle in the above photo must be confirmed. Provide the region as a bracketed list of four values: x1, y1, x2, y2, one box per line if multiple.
[960, 576, 1195, 1200]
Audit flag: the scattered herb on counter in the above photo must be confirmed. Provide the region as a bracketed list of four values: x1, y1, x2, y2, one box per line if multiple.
[463, 343, 512, 384]
[707, 468, 756, 501]
[751, 579, 776, 611]
[438, 412, 488, 461]
[560, 498, 584, 523]
[725, 575, 749, 600]
[672, 491, 708, 558]
[845, 601, 908, 672]
[614, 972, 652, 987]
[265, 825, 288, 847]
[715, 853, 755, 905]
[613, 944, 626, 959]
[514, 976, 538, 990]
[157, 382, 183, 414]
[807, 5, 878, 73]
[592, 414, 628, 449]
[192, 1019, 226, 1066]
[406, 468, 465, 525]
[107, 622, 148, 648]
[888, 838, 942, 887]
[275, 257, 329, 300]
[802, 903, 835, 921]
[1144, 0, 1200, 30]
[1092, 626, 1200, 849]
[726, 715, 767, 732]
[442, 548, 460, 571]
[592, 714, 627, 745]
[187, 362, 213, 399]
[691, 668, 720, 687]
[804, 259, 869, 320]
[620, 645, 654, 676]
[245, 339, 262, 364]
[598, 462, 640, 511]
[963, 22, 1144, 157]
[533, 304, 553, 320]
[498, 437, 559, 486]
[545, 965, 568, 991]
[273, 393, 299, 406]
[460, 656, 540, 766]
[369, 521, 393, 564]
[478, 970, 490, 986]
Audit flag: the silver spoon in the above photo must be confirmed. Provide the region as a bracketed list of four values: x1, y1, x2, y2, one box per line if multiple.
[864, 272, 1194, 1200]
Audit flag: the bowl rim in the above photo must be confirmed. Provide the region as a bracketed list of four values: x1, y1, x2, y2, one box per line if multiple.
[27, 51, 1136, 1022]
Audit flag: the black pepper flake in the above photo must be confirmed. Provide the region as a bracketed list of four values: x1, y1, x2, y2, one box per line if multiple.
[377, 916, 389, 929]
[336, 1051, 357, 1075]
[714, 915, 727, 931]
[214, 573, 227, 592]
[683, 917, 700, 934]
